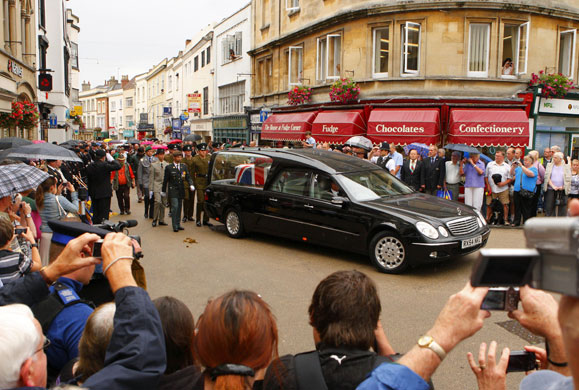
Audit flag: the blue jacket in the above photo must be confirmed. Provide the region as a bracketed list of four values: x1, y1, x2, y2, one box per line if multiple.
[357, 363, 429, 390]
[39, 193, 79, 233]
[46, 277, 94, 376]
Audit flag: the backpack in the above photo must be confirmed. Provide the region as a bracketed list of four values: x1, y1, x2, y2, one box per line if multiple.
[32, 282, 95, 333]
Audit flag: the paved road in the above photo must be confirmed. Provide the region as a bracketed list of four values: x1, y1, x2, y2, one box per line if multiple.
[113, 197, 531, 389]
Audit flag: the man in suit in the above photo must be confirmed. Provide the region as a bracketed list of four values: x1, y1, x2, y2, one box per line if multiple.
[85, 149, 121, 224]
[375, 142, 391, 170]
[400, 149, 425, 191]
[162, 151, 194, 232]
[149, 148, 168, 227]
[181, 144, 196, 223]
[423, 144, 445, 195]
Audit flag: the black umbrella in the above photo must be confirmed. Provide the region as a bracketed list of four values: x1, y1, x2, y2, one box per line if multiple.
[445, 144, 480, 154]
[0, 137, 33, 150]
[5, 143, 82, 162]
[183, 134, 202, 142]
[60, 139, 81, 146]
[127, 138, 140, 145]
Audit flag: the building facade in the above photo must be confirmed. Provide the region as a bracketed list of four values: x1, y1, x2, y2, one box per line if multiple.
[250, 0, 579, 154]
[0, 0, 37, 139]
[213, 3, 252, 143]
[122, 76, 136, 139]
[145, 58, 167, 137]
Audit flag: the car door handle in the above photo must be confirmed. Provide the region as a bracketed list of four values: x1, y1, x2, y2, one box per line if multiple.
[269, 197, 278, 202]
[304, 204, 314, 209]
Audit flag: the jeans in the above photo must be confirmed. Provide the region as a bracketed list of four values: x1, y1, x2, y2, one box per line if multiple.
[169, 197, 183, 230]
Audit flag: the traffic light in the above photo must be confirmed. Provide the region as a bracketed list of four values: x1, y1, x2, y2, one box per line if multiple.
[38, 73, 52, 92]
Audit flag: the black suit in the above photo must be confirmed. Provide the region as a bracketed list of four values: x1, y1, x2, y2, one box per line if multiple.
[400, 160, 425, 191]
[163, 163, 192, 230]
[86, 159, 121, 223]
[423, 156, 445, 194]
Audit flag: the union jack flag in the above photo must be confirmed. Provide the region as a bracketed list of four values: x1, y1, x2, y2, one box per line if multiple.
[235, 164, 268, 186]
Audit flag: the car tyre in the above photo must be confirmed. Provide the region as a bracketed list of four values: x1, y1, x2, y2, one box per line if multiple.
[224, 208, 245, 238]
[369, 231, 408, 273]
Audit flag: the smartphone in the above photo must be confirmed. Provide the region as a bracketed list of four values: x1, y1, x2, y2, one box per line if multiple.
[92, 240, 103, 258]
[507, 351, 538, 373]
[14, 228, 26, 235]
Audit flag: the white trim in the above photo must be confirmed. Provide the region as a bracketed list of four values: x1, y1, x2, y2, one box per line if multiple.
[326, 34, 341, 81]
[288, 46, 303, 86]
[516, 22, 530, 75]
[559, 29, 577, 79]
[467, 23, 490, 78]
[402, 22, 421, 75]
[316, 37, 325, 82]
[285, 0, 299, 11]
[372, 27, 389, 78]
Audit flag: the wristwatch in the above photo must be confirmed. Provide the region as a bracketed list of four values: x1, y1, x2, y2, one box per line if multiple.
[25, 213, 31, 219]
[30, 243, 38, 248]
[417, 335, 446, 361]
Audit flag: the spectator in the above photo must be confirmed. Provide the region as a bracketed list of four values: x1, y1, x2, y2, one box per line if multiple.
[461, 152, 485, 210]
[154, 296, 201, 390]
[85, 149, 121, 224]
[502, 58, 513, 75]
[36, 177, 79, 265]
[369, 146, 381, 164]
[438, 148, 446, 161]
[570, 159, 579, 200]
[444, 151, 461, 201]
[506, 148, 516, 166]
[0, 220, 40, 285]
[510, 154, 538, 225]
[423, 145, 445, 195]
[303, 131, 316, 149]
[194, 290, 278, 390]
[110, 155, 135, 216]
[389, 144, 403, 179]
[540, 147, 553, 168]
[263, 270, 397, 390]
[375, 143, 392, 171]
[485, 151, 511, 225]
[528, 150, 546, 217]
[401, 150, 425, 191]
[543, 151, 571, 217]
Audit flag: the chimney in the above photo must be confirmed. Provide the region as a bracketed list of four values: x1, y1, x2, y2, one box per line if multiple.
[81, 81, 91, 91]
[186, 39, 191, 46]
[107, 76, 117, 86]
[121, 75, 129, 88]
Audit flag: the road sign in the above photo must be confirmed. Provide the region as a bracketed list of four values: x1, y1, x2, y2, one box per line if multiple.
[38, 73, 52, 92]
[180, 112, 189, 121]
[49, 115, 57, 128]
[259, 108, 271, 123]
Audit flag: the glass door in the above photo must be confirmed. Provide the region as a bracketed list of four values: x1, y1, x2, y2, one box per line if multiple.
[572, 134, 579, 160]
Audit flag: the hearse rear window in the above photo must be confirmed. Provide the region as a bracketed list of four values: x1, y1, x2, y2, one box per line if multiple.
[211, 152, 273, 188]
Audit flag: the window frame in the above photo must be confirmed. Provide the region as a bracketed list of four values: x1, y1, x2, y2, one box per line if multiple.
[559, 29, 577, 79]
[467, 22, 491, 78]
[372, 26, 390, 78]
[516, 22, 530, 75]
[285, 0, 299, 12]
[316, 37, 327, 82]
[326, 34, 342, 81]
[288, 46, 303, 86]
[401, 21, 421, 76]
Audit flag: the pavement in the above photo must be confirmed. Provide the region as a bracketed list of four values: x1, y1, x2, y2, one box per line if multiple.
[111, 195, 534, 390]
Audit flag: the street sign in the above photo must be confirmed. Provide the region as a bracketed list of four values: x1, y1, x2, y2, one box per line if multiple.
[74, 105, 82, 115]
[180, 112, 189, 121]
[172, 118, 182, 131]
[39, 73, 53, 92]
[74, 129, 79, 135]
[163, 107, 172, 116]
[259, 108, 271, 123]
[49, 115, 57, 128]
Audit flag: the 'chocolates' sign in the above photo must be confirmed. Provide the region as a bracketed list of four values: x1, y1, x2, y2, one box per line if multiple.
[374, 124, 425, 133]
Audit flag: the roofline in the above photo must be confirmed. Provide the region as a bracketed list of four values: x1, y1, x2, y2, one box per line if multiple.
[214, 2, 251, 29]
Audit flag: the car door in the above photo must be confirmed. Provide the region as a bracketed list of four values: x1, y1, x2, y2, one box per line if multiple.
[257, 168, 312, 240]
[298, 172, 367, 251]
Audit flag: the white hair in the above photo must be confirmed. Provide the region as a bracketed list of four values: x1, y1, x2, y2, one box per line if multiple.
[0, 304, 40, 388]
[551, 145, 561, 153]
[554, 152, 564, 161]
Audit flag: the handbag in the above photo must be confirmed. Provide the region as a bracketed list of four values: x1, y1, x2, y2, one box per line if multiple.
[55, 196, 81, 222]
[555, 190, 567, 206]
[436, 190, 452, 200]
[519, 189, 535, 199]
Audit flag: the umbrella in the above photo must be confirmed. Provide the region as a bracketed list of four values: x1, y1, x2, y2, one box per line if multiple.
[0, 164, 49, 198]
[141, 141, 153, 145]
[169, 139, 182, 144]
[152, 144, 168, 150]
[103, 138, 112, 143]
[32, 140, 46, 144]
[4, 143, 82, 162]
[127, 138, 140, 145]
[345, 136, 373, 152]
[0, 137, 33, 150]
[60, 139, 81, 147]
[183, 134, 202, 142]
[403, 143, 430, 158]
[464, 152, 492, 165]
[445, 144, 480, 154]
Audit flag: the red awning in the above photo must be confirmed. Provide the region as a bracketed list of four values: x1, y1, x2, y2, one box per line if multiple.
[261, 111, 318, 141]
[448, 109, 529, 147]
[311, 110, 366, 143]
[367, 109, 440, 145]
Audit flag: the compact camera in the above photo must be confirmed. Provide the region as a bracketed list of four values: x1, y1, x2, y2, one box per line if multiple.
[92, 240, 103, 258]
[471, 217, 579, 297]
[481, 287, 519, 311]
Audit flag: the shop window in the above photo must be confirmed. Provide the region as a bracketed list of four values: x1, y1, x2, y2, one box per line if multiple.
[286, 0, 299, 12]
[288, 46, 303, 86]
[468, 23, 490, 77]
[401, 22, 421, 75]
[558, 29, 576, 79]
[501, 22, 529, 77]
[373, 27, 390, 78]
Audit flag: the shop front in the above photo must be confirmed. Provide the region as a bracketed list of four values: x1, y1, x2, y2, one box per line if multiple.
[532, 94, 579, 159]
[261, 111, 318, 142]
[367, 108, 440, 146]
[311, 110, 366, 144]
[213, 115, 249, 144]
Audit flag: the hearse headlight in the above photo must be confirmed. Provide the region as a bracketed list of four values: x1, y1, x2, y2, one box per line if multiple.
[474, 209, 487, 226]
[416, 221, 439, 239]
[438, 226, 449, 238]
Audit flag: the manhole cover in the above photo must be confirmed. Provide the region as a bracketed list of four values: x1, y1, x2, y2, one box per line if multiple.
[496, 320, 543, 344]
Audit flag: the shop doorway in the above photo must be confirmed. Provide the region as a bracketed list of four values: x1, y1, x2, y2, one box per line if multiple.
[572, 134, 579, 160]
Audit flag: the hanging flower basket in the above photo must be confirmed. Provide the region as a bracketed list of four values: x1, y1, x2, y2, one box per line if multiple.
[329, 78, 360, 104]
[70, 114, 85, 129]
[164, 126, 172, 135]
[0, 101, 39, 130]
[287, 85, 312, 106]
[529, 71, 575, 99]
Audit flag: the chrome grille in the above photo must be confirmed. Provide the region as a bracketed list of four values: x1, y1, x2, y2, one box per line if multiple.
[447, 217, 479, 236]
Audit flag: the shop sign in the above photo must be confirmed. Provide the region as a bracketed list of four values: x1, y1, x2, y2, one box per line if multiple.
[187, 93, 202, 113]
[263, 123, 304, 132]
[7, 60, 22, 78]
[163, 107, 172, 116]
[139, 113, 148, 123]
[457, 124, 527, 135]
[539, 97, 579, 116]
[374, 124, 425, 133]
[172, 118, 182, 130]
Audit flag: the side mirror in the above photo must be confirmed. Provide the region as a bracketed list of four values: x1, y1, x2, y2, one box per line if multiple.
[331, 196, 349, 207]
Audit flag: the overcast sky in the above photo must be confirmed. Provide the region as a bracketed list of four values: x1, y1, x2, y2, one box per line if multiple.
[68, 0, 249, 86]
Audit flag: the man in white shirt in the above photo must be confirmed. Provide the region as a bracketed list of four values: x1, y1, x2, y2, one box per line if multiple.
[485, 150, 512, 225]
[389, 144, 403, 179]
[444, 152, 461, 201]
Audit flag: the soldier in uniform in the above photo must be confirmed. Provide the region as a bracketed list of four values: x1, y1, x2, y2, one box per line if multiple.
[191, 143, 212, 227]
[164, 143, 176, 164]
[162, 151, 194, 232]
[181, 144, 196, 222]
[149, 148, 169, 227]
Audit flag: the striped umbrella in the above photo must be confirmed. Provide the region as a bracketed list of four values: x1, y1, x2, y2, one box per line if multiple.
[0, 164, 49, 198]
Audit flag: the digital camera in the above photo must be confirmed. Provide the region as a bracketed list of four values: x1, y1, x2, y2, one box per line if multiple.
[471, 217, 579, 297]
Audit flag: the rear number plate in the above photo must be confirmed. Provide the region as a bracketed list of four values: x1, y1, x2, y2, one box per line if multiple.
[462, 235, 482, 249]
